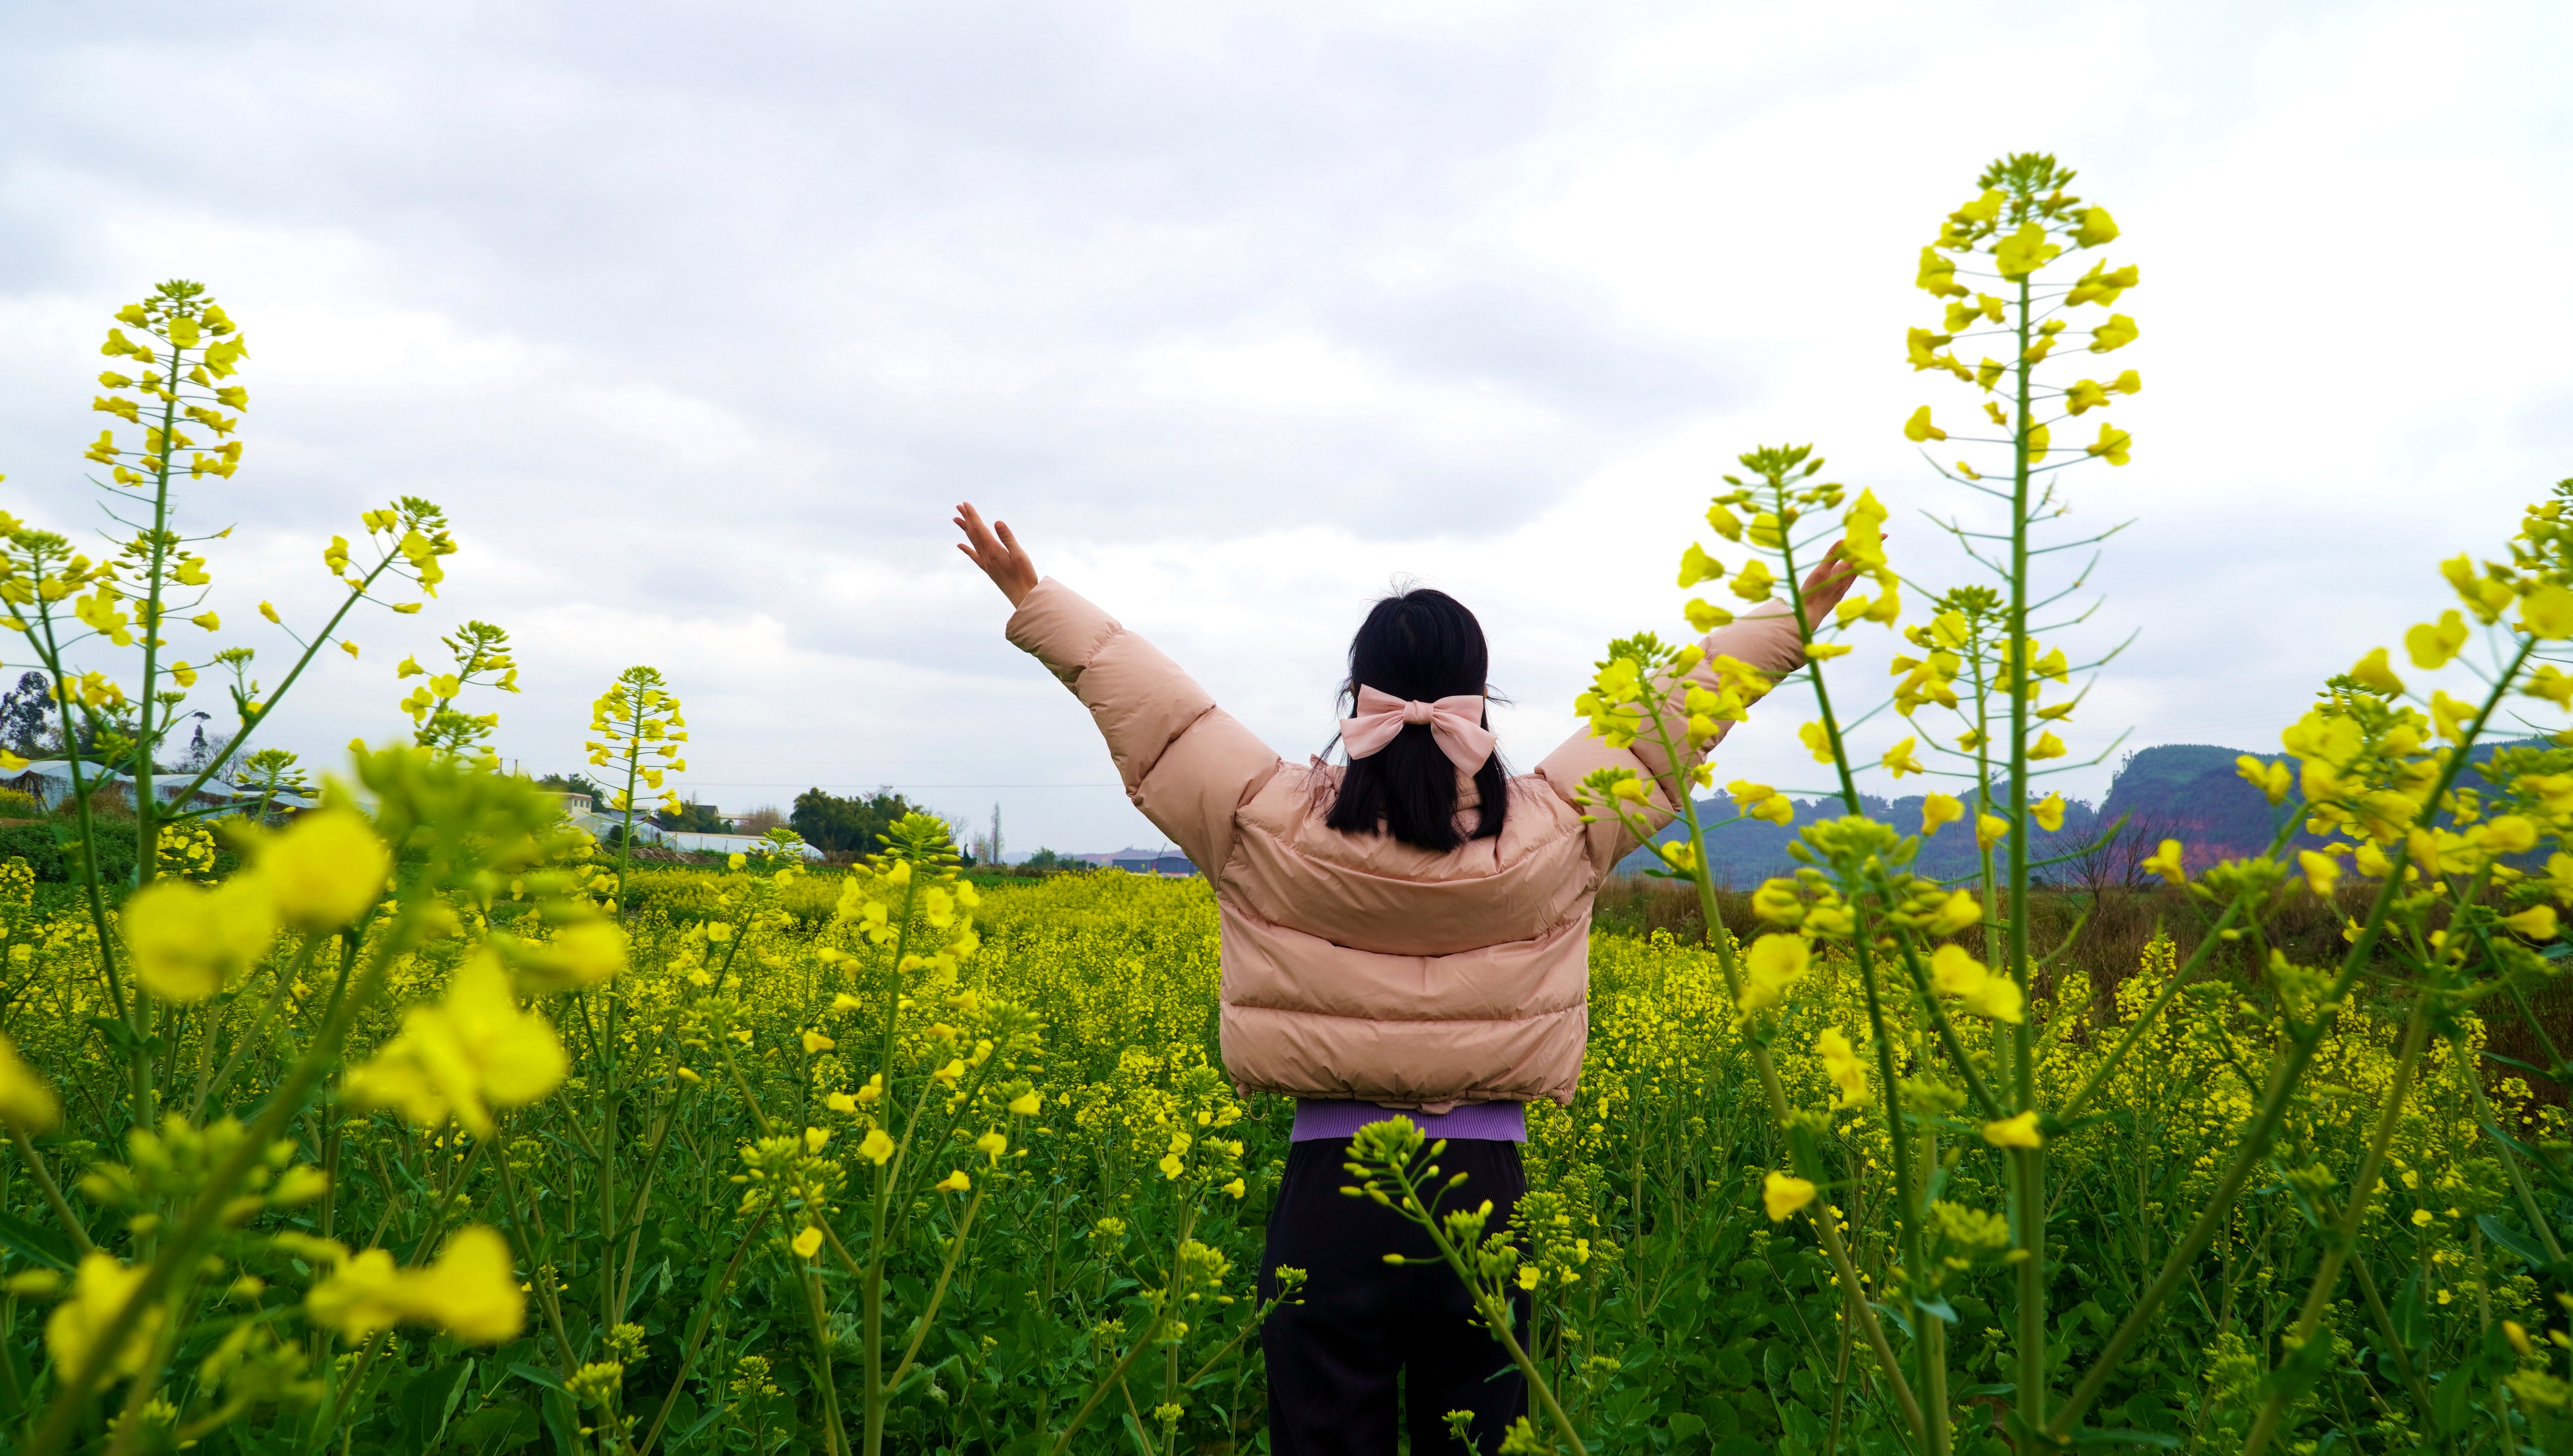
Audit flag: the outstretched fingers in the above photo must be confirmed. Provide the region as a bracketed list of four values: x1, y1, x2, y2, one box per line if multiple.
[1801, 541, 1864, 617]
[952, 500, 1040, 607]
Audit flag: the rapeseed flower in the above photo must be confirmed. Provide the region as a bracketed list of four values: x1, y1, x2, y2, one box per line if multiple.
[120, 874, 276, 1002]
[47, 1253, 161, 1381]
[1982, 1112, 2042, 1149]
[343, 952, 568, 1138]
[1762, 1171, 1817, 1222]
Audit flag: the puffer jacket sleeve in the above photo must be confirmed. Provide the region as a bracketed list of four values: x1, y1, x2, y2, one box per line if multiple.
[1533, 602, 1808, 872]
[1005, 578, 1283, 875]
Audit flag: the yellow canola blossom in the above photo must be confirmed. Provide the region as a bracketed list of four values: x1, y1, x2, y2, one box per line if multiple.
[510, 918, 628, 996]
[2504, 905, 2560, 939]
[47, 1253, 163, 1381]
[1929, 945, 2023, 1023]
[2142, 839, 2188, 885]
[249, 809, 390, 934]
[1762, 1171, 1818, 1222]
[119, 874, 278, 1003]
[2407, 610, 2470, 670]
[0, 1034, 59, 1132]
[1738, 934, 1809, 1014]
[2350, 647, 2406, 698]
[343, 952, 569, 1138]
[305, 1226, 524, 1343]
[1924, 889, 1983, 937]
[1815, 1028, 1870, 1108]
[1983, 1111, 2043, 1150]
[2517, 582, 2573, 640]
[2236, 755, 2293, 806]
[2299, 850, 2341, 900]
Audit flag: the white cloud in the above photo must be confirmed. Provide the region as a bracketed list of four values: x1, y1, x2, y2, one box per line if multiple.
[0, 0, 2565, 854]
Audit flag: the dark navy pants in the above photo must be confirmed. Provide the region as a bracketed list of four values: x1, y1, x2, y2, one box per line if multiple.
[1257, 1137, 1530, 1454]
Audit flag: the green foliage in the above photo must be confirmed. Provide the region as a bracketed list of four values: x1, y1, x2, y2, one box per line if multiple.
[0, 821, 133, 884]
[653, 801, 728, 834]
[791, 787, 924, 855]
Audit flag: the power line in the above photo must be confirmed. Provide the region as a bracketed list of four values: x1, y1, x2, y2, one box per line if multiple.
[651, 781, 1121, 790]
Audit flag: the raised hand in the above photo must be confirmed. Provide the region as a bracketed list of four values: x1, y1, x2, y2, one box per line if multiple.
[953, 502, 1040, 608]
[1800, 542, 1863, 621]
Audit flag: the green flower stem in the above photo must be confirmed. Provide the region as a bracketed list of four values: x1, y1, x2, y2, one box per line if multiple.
[883, 1183, 987, 1397]
[2502, 977, 2573, 1091]
[860, 869, 924, 1456]
[2003, 258, 2051, 1435]
[2236, 986, 2436, 1456]
[1775, 520, 1947, 1456]
[632, 1207, 769, 1456]
[1044, 1203, 1197, 1456]
[26, 597, 147, 1121]
[127, 331, 199, 895]
[1871, 920, 2006, 1119]
[611, 692, 645, 923]
[21, 892, 433, 1456]
[6, 1125, 93, 1257]
[800, 1258, 848, 1456]
[194, 935, 324, 1124]
[609, 1093, 692, 1323]
[2345, 1223, 2453, 1456]
[1372, 1143, 1584, 1453]
[2459, 1039, 2567, 1264]
[305, 1330, 390, 1449]
[1639, 716, 1925, 1443]
[2044, 636, 2537, 1443]
[491, 1123, 584, 1376]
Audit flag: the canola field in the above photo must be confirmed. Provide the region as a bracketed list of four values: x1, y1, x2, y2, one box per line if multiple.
[0, 820, 2548, 1456]
[17, 174, 2573, 1456]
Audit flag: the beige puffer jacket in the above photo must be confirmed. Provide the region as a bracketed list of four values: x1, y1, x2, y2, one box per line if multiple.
[1007, 579, 1808, 1112]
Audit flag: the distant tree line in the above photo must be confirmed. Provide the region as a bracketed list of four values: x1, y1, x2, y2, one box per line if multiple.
[790, 787, 925, 854]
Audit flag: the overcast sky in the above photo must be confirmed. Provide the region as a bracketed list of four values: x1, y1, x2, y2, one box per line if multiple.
[3, 1, 2566, 856]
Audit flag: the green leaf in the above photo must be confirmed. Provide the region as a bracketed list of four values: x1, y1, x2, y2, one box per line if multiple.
[2069, 1430, 2182, 1449]
[2433, 1369, 2478, 1435]
[0, 1206, 76, 1273]
[2477, 1213, 2551, 1268]
[509, 1362, 569, 1395]
[2393, 1266, 2429, 1350]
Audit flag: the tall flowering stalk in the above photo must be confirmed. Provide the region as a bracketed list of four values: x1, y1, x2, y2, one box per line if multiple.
[710, 812, 1049, 1455]
[1555, 151, 2573, 1456]
[586, 665, 687, 917]
[0, 282, 457, 1125]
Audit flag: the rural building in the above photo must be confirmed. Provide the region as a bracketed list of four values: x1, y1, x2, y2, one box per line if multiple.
[0, 760, 318, 816]
[1081, 846, 1197, 877]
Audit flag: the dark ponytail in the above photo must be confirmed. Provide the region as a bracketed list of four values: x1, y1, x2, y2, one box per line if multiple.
[1323, 587, 1507, 852]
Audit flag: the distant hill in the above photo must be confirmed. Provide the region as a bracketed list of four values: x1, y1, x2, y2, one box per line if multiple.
[1615, 740, 2549, 886]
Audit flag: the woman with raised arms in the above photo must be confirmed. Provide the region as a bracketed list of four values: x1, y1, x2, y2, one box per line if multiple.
[954, 502, 1849, 1454]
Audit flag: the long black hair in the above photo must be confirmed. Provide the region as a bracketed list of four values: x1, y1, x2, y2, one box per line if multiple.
[1323, 587, 1507, 852]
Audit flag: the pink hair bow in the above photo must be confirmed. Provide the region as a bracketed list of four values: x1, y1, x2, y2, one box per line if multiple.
[1340, 686, 1496, 773]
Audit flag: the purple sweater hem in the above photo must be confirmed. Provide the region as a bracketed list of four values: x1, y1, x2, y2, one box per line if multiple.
[1291, 1099, 1527, 1143]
